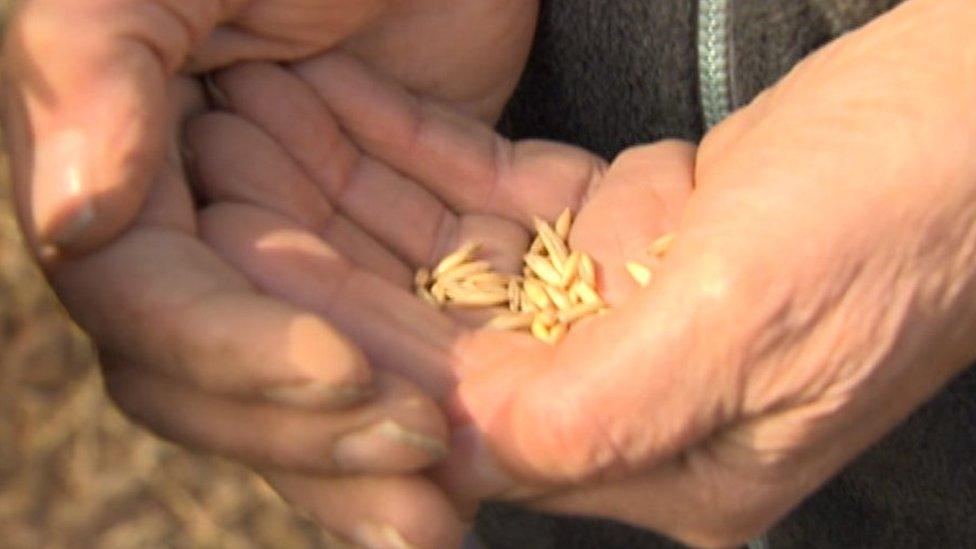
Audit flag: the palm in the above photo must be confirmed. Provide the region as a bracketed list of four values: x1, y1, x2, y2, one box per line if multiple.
[192, 53, 690, 377]
[191, 53, 696, 502]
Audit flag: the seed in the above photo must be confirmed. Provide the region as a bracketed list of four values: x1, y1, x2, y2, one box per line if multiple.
[545, 323, 568, 344]
[560, 250, 581, 288]
[529, 235, 546, 255]
[508, 279, 521, 312]
[415, 268, 431, 289]
[573, 280, 603, 306]
[626, 261, 653, 287]
[430, 280, 448, 303]
[524, 254, 563, 286]
[462, 272, 510, 290]
[557, 302, 603, 324]
[523, 278, 552, 310]
[416, 286, 439, 307]
[415, 207, 612, 345]
[439, 260, 492, 282]
[544, 285, 572, 311]
[649, 233, 676, 257]
[555, 208, 573, 241]
[579, 252, 596, 287]
[534, 217, 569, 268]
[447, 290, 510, 307]
[537, 310, 558, 327]
[531, 315, 550, 340]
[432, 242, 479, 278]
[487, 312, 535, 330]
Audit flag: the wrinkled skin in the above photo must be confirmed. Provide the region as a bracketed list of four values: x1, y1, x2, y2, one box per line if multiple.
[1, 1, 536, 547]
[201, 1, 976, 546]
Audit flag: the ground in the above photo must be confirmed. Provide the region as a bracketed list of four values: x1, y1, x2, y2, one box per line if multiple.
[0, 3, 331, 547]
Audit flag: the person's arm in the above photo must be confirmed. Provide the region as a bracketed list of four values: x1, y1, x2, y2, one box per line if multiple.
[1, 1, 538, 546]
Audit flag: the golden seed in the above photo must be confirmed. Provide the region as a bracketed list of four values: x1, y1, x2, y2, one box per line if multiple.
[524, 254, 563, 286]
[555, 208, 573, 241]
[447, 291, 511, 307]
[545, 323, 568, 344]
[415, 268, 431, 288]
[534, 217, 569, 268]
[508, 279, 520, 312]
[559, 250, 581, 288]
[439, 260, 492, 282]
[537, 310, 558, 327]
[523, 278, 552, 310]
[463, 272, 510, 290]
[432, 242, 479, 278]
[531, 315, 550, 340]
[544, 285, 572, 311]
[579, 252, 596, 287]
[626, 261, 653, 287]
[487, 312, 535, 331]
[431, 280, 448, 303]
[557, 302, 603, 324]
[416, 286, 439, 307]
[649, 233, 676, 257]
[529, 235, 546, 255]
[573, 280, 603, 306]
[520, 291, 538, 313]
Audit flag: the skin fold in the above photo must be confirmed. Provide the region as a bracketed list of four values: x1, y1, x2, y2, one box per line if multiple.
[5, 0, 976, 547]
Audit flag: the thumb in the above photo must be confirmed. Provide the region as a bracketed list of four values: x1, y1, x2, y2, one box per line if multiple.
[441, 246, 746, 502]
[1, 1, 223, 257]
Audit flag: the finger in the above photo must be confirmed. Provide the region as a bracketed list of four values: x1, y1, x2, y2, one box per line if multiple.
[265, 471, 465, 549]
[198, 201, 461, 398]
[292, 52, 607, 225]
[104, 362, 449, 475]
[185, 111, 414, 286]
[441, 275, 735, 501]
[209, 62, 458, 268]
[53, 226, 379, 410]
[570, 140, 697, 304]
[1, 0, 224, 254]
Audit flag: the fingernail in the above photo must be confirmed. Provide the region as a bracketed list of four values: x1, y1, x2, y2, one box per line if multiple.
[333, 420, 448, 472]
[352, 523, 418, 549]
[263, 380, 372, 410]
[32, 130, 94, 247]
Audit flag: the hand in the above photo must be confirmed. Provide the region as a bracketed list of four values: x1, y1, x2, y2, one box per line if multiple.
[443, 2, 976, 547]
[192, 52, 695, 543]
[2, 0, 537, 254]
[210, 8, 976, 542]
[1, 1, 539, 546]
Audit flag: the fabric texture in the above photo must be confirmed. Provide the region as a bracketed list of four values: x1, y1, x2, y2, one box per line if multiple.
[483, 0, 976, 547]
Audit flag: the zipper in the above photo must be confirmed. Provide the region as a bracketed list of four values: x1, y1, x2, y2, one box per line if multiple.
[697, 0, 733, 129]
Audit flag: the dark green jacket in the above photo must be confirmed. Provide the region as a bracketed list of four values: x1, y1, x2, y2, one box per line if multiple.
[483, 1, 976, 547]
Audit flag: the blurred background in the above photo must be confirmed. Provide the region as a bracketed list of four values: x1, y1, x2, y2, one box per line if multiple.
[0, 2, 331, 547]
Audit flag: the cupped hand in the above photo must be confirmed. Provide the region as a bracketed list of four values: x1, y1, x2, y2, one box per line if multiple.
[2, 2, 536, 546]
[3, 0, 537, 254]
[212, 19, 976, 545]
[193, 52, 696, 544]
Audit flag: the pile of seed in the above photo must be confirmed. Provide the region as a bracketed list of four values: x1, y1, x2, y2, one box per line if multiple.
[414, 208, 674, 344]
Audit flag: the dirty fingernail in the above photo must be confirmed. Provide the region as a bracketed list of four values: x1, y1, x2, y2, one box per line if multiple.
[333, 420, 447, 472]
[32, 130, 94, 247]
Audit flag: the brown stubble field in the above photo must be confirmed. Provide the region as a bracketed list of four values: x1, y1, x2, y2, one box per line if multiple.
[0, 2, 330, 547]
